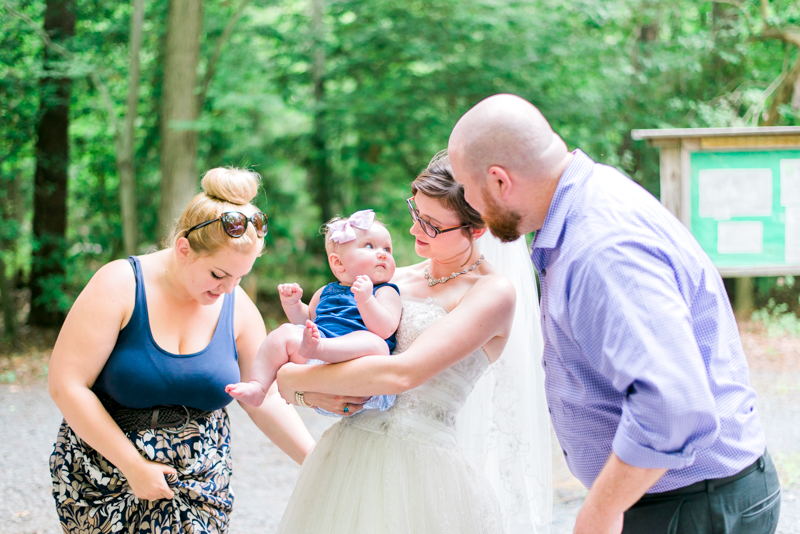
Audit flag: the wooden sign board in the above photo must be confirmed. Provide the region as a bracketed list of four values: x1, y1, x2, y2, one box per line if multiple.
[631, 127, 800, 277]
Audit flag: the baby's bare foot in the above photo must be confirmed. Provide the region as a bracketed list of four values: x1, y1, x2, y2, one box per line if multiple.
[225, 381, 268, 407]
[297, 320, 322, 360]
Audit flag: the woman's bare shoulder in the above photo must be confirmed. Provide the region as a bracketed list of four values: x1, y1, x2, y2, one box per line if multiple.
[67, 258, 137, 330]
[232, 285, 266, 340]
[474, 270, 515, 295]
[460, 271, 516, 311]
[89, 258, 136, 293]
[232, 285, 266, 322]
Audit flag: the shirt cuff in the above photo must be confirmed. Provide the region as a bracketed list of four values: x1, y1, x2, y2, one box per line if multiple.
[612, 426, 697, 470]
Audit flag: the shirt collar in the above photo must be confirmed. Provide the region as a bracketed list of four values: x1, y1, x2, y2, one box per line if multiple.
[532, 149, 595, 252]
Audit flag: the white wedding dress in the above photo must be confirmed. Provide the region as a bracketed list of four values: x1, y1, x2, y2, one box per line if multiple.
[278, 233, 552, 534]
[277, 297, 505, 533]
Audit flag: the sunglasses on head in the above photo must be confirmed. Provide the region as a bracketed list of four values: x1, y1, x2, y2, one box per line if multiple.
[406, 197, 469, 238]
[184, 211, 269, 239]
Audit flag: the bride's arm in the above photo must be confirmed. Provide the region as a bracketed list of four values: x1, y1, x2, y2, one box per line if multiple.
[277, 275, 515, 399]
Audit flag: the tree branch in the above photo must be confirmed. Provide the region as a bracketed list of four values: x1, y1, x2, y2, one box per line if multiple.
[4, 2, 70, 55]
[197, 0, 251, 111]
[743, 71, 785, 126]
[761, 26, 800, 48]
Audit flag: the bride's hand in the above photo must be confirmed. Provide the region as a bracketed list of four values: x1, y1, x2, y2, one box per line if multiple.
[303, 392, 369, 416]
[277, 363, 369, 416]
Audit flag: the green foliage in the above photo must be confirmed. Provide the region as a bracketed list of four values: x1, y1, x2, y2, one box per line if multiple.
[0, 0, 39, 282]
[752, 298, 800, 337]
[773, 451, 800, 488]
[0, 370, 16, 383]
[5, 0, 800, 329]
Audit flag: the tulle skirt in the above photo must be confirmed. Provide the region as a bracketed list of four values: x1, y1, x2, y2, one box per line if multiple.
[277, 420, 504, 534]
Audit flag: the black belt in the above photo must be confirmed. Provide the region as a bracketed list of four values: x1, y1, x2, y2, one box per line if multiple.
[640, 455, 766, 500]
[94, 389, 211, 434]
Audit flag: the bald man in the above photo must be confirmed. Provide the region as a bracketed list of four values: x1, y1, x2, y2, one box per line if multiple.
[448, 94, 779, 534]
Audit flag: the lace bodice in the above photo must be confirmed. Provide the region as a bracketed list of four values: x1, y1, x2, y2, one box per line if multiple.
[344, 298, 489, 449]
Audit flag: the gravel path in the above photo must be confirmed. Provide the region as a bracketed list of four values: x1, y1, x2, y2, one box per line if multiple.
[2, 368, 798, 534]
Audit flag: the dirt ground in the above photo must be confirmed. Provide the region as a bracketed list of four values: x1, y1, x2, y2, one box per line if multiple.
[1, 319, 799, 533]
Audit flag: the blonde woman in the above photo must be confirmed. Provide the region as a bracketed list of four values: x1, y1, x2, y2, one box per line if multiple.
[48, 168, 321, 532]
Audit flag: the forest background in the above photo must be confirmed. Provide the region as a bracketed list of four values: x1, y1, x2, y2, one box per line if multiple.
[3, 0, 800, 348]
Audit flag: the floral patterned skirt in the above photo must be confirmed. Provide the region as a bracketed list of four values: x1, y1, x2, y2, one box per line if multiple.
[50, 408, 234, 534]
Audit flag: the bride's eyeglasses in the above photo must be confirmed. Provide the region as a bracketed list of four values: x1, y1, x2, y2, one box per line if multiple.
[185, 211, 269, 239]
[406, 197, 469, 238]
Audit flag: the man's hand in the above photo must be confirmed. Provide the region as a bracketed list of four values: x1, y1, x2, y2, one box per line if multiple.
[278, 283, 303, 306]
[351, 275, 374, 304]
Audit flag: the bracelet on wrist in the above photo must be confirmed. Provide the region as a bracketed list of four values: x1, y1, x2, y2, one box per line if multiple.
[295, 391, 311, 408]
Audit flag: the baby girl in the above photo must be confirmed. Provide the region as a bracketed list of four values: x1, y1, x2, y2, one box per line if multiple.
[226, 210, 402, 413]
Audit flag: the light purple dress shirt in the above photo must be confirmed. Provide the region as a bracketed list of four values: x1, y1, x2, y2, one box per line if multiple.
[531, 150, 765, 493]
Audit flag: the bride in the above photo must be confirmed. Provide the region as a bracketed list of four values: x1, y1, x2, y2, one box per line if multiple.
[276, 151, 552, 533]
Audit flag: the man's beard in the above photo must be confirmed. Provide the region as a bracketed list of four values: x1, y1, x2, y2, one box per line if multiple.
[481, 188, 523, 243]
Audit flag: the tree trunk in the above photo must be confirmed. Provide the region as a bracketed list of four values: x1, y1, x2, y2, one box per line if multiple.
[308, 0, 333, 226]
[0, 175, 18, 342]
[0, 254, 14, 343]
[158, 0, 202, 239]
[117, 0, 144, 256]
[29, 0, 75, 328]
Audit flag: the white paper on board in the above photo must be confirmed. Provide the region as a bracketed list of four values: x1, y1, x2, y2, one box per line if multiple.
[699, 169, 772, 219]
[781, 159, 800, 207]
[717, 221, 763, 255]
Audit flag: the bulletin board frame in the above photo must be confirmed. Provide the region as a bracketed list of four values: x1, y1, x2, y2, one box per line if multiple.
[631, 126, 800, 277]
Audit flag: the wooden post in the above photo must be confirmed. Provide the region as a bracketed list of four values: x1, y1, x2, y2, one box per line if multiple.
[734, 277, 755, 316]
[658, 142, 681, 220]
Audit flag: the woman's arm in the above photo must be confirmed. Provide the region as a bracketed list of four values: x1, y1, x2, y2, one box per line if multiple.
[48, 260, 177, 501]
[234, 287, 315, 464]
[277, 274, 515, 401]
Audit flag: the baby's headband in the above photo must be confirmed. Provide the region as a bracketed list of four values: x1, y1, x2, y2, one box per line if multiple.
[326, 209, 375, 244]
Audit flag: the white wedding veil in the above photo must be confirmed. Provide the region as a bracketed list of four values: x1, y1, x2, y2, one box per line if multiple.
[457, 231, 552, 533]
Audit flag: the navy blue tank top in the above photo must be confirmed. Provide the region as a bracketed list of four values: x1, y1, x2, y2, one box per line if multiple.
[314, 282, 399, 351]
[93, 256, 240, 411]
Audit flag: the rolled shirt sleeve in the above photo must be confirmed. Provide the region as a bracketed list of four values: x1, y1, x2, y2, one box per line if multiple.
[568, 240, 721, 469]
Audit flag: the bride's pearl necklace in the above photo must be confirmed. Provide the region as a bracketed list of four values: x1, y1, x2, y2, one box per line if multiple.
[423, 254, 485, 287]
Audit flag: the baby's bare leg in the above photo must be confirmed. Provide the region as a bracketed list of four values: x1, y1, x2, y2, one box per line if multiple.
[225, 323, 304, 406]
[299, 321, 390, 363]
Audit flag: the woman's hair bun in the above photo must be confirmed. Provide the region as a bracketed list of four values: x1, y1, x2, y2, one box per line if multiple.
[201, 167, 261, 206]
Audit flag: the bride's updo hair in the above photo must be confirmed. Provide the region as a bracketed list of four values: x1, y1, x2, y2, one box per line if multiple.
[411, 150, 485, 239]
[167, 167, 265, 255]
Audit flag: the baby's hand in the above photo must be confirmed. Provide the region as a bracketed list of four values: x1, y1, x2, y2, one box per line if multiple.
[278, 283, 303, 306]
[351, 275, 374, 304]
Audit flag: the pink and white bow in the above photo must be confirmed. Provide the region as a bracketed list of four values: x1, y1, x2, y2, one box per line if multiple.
[327, 209, 376, 244]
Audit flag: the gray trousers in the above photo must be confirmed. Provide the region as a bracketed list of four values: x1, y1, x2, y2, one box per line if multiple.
[622, 451, 781, 534]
